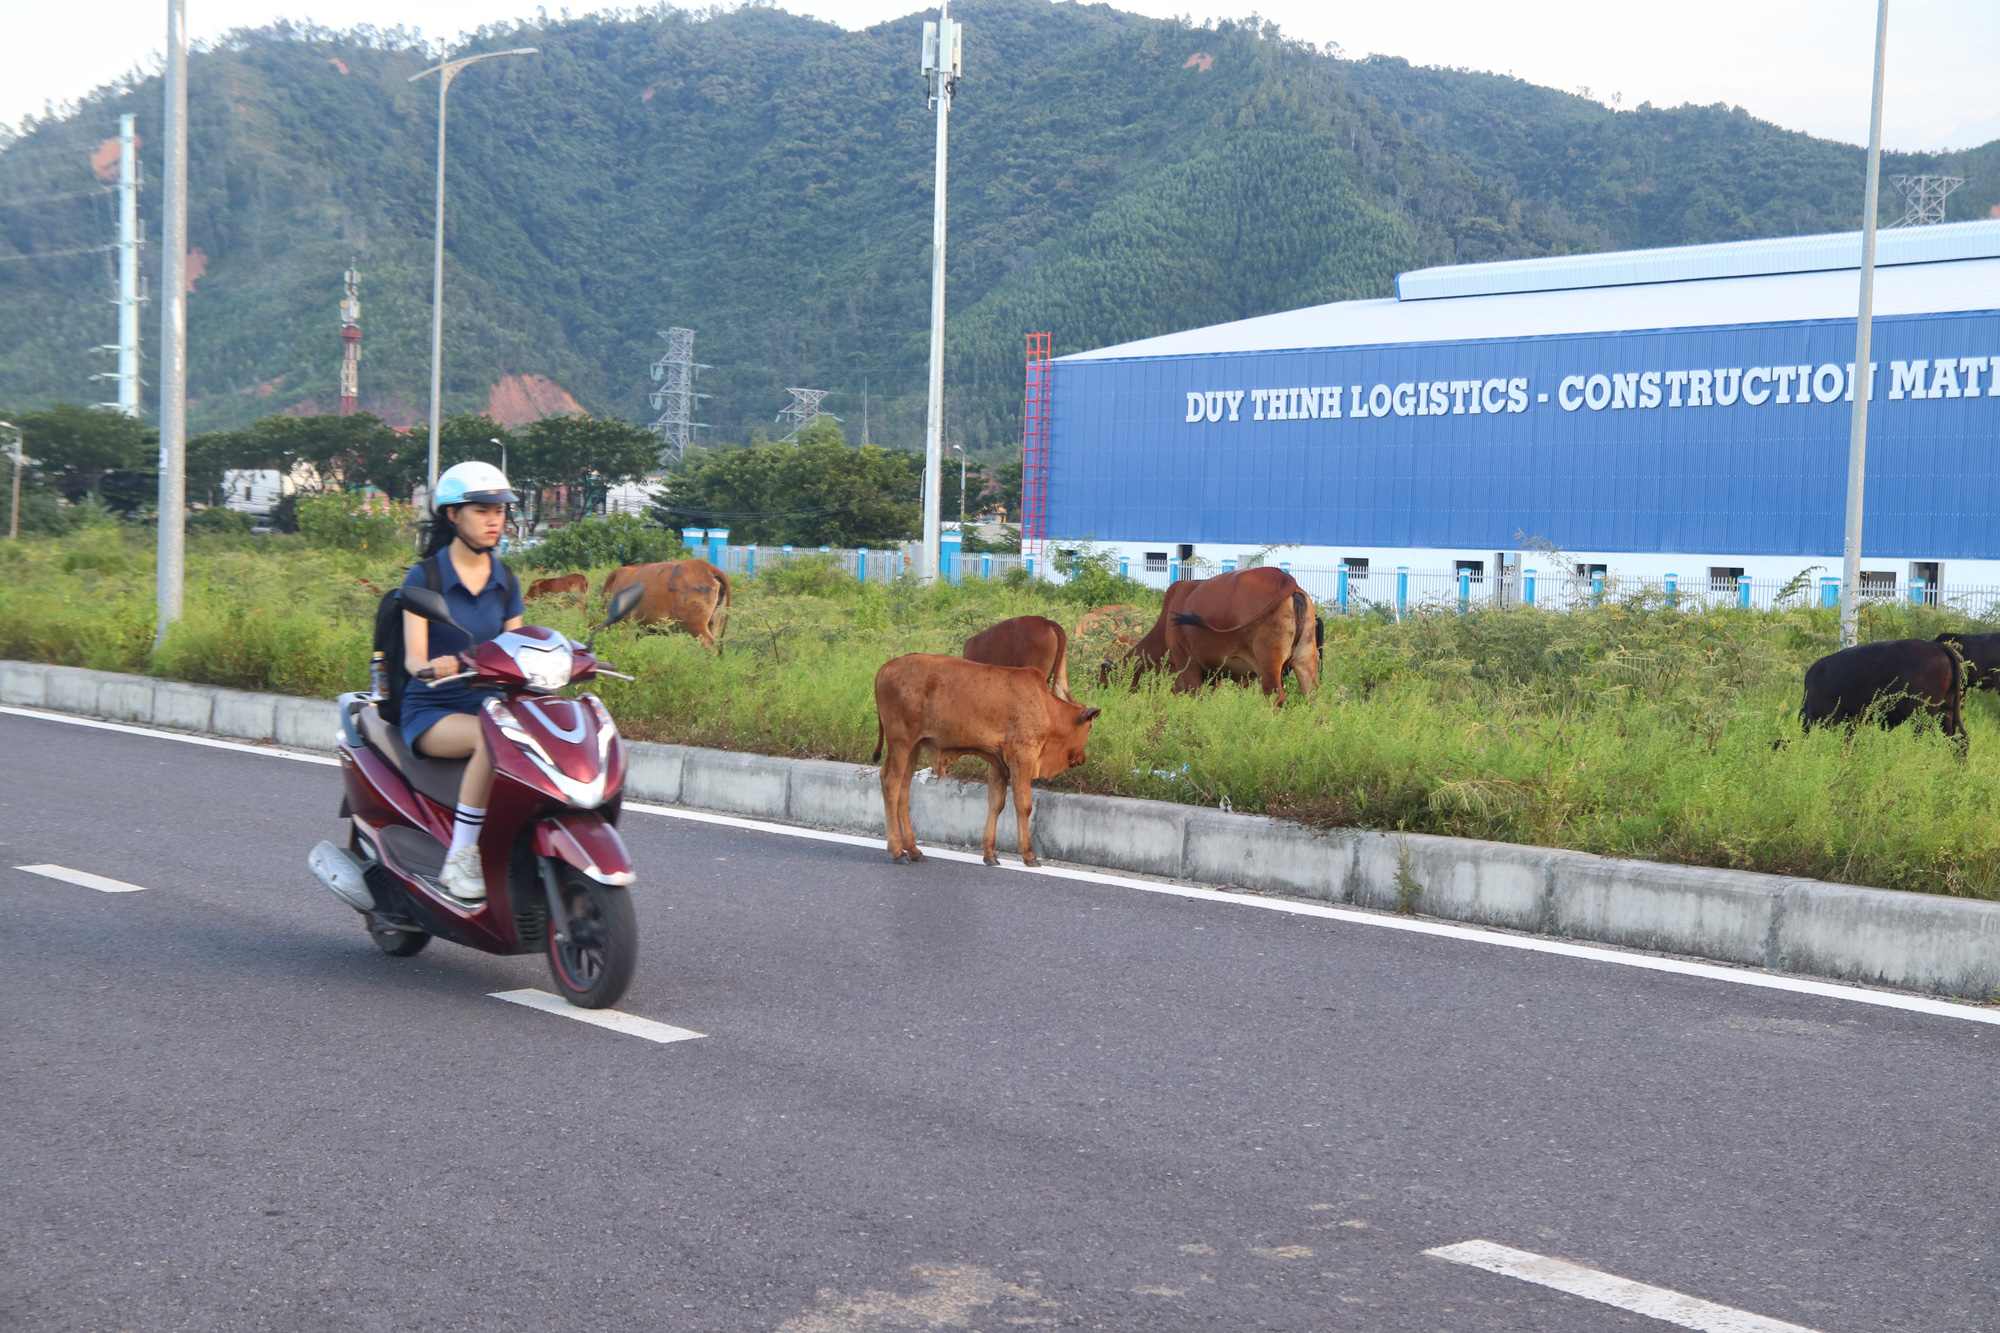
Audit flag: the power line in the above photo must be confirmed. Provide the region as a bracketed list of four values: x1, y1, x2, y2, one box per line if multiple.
[0, 243, 115, 263]
[0, 187, 111, 208]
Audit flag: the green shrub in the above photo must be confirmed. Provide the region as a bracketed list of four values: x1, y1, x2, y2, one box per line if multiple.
[296, 493, 414, 554]
[756, 552, 856, 598]
[188, 505, 254, 535]
[530, 513, 686, 571]
[1051, 541, 1153, 607]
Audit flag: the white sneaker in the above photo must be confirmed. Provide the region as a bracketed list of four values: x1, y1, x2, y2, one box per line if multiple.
[440, 845, 487, 903]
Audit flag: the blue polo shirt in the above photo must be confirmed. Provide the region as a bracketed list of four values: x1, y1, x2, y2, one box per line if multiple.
[399, 552, 525, 747]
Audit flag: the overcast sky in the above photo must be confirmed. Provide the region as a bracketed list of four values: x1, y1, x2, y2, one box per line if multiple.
[5, 0, 1996, 152]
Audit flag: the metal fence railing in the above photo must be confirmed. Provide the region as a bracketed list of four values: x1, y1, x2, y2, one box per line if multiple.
[671, 532, 1025, 586]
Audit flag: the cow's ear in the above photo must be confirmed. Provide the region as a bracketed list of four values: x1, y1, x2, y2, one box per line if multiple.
[1077, 707, 1101, 723]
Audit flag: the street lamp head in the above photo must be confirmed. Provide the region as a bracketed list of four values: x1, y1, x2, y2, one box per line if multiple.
[408, 46, 540, 82]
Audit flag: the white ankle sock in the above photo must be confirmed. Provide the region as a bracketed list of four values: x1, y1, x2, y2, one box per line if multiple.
[447, 803, 486, 857]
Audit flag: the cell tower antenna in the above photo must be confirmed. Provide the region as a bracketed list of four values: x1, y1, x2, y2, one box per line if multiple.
[1888, 175, 1964, 226]
[90, 114, 145, 416]
[776, 387, 838, 442]
[648, 326, 710, 461]
[337, 261, 361, 415]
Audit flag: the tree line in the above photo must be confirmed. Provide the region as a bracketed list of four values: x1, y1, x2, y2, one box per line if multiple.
[6, 402, 1021, 549]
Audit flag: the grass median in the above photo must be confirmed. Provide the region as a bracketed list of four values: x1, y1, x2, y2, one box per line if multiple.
[5, 521, 1998, 898]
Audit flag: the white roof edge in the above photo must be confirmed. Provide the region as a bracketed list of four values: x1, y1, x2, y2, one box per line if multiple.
[1394, 218, 2000, 301]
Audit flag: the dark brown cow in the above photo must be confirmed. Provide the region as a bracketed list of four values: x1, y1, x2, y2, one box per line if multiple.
[963, 615, 1073, 702]
[527, 573, 588, 600]
[1799, 638, 1965, 744]
[1116, 568, 1320, 704]
[872, 654, 1101, 866]
[1935, 632, 2000, 692]
[601, 559, 732, 649]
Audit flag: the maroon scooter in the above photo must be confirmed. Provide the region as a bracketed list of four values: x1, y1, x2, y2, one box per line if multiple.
[308, 584, 646, 1008]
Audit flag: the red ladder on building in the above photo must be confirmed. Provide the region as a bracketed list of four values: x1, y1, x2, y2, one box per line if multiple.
[1020, 332, 1052, 554]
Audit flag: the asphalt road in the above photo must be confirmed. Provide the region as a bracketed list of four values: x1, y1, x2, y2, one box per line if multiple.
[2, 707, 1996, 1333]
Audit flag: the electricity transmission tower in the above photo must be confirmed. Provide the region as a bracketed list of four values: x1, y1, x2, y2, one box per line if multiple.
[648, 327, 709, 460]
[776, 387, 837, 442]
[1889, 175, 1964, 226]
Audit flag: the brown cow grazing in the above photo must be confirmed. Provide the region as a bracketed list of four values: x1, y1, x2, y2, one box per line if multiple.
[872, 654, 1101, 866]
[1117, 568, 1320, 704]
[963, 615, 1073, 702]
[601, 559, 733, 649]
[527, 573, 588, 600]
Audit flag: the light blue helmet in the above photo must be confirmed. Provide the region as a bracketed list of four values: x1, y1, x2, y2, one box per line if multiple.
[433, 460, 520, 509]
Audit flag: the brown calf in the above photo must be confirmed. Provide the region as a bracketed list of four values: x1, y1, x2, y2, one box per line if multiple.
[601, 558, 733, 649]
[872, 654, 1101, 866]
[527, 573, 588, 600]
[962, 614, 1074, 702]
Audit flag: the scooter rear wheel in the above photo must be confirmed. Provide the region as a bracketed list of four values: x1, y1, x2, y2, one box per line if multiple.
[545, 869, 636, 1009]
[372, 924, 430, 957]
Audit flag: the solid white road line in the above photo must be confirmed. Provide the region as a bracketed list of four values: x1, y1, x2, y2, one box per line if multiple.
[1425, 1240, 1821, 1333]
[489, 988, 706, 1044]
[625, 801, 2000, 1029]
[15, 863, 149, 893]
[0, 705, 339, 765]
[10, 705, 1998, 1029]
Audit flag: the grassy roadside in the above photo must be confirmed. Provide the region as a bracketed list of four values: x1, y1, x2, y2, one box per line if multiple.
[6, 523, 2000, 899]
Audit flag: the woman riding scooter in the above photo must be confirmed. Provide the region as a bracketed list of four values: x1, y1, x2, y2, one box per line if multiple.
[402, 460, 524, 903]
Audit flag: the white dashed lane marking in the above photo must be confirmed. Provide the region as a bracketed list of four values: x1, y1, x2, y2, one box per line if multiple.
[490, 988, 707, 1044]
[15, 864, 150, 893]
[1425, 1240, 1823, 1333]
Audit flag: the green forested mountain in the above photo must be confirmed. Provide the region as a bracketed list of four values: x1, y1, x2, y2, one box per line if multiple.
[2, 1, 1995, 455]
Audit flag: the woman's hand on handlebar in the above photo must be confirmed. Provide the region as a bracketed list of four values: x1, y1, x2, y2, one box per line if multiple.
[415, 654, 467, 682]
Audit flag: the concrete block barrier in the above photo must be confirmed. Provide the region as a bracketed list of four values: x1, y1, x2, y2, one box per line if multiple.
[680, 747, 790, 818]
[623, 743, 689, 806]
[7, 657, 1998, 1001]
[788, 758, 884, 836]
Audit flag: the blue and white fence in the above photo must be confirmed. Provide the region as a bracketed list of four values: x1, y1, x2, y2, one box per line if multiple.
[674, 530, 1024, 586]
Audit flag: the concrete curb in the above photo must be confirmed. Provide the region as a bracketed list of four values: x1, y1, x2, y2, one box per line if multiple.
[6, 658, 1997, 1001]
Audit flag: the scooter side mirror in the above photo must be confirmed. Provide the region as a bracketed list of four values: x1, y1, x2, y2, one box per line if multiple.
[586, 583, 646, 652]
[400, 586, 467, 634]
[603, 584, 645, 628]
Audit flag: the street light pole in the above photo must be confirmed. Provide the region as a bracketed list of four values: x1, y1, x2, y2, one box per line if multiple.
[409, 46, 538, 499]
[1840, 0, 1890, 649]
[918, 3, 961, 584]
[154, 0, 189, 652]
[952, 443, 965, 523]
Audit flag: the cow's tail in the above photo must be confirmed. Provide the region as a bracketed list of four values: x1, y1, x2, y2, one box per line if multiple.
[1050, 621, 1074, 702]
[712, 565, 733, 654]
[1943, 637, 1967, 702]
[871, 712, 884, 765]
[1168, 575, 1300, 635]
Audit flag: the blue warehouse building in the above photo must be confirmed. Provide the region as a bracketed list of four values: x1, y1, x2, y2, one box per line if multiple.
[1047, 219, 2000, 600]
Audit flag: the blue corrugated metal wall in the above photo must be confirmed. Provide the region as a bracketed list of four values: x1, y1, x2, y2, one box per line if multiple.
[1048, 310, 2000, 558]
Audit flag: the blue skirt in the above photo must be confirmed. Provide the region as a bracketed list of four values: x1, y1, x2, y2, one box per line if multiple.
[399, 689, 479, 752]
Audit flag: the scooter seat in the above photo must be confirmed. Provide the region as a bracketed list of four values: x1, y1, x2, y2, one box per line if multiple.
[357, 703, 470, 810]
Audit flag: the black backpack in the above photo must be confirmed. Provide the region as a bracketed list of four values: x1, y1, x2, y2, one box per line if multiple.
[371, 555, 519, 724]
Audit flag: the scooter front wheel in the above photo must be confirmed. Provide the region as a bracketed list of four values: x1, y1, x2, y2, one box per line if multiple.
[545, 869, 636, 1009]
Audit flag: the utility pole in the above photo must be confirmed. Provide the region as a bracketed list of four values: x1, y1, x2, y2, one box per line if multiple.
[953, 442, 965, 523]
[409, 45, 538, 496]
[919, 2, 961, 584]
[1840, 0, 1889, 650]
[155, 0, 189, 651]
[3, 421, 21, 542]
[93, 115, 145, 416]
